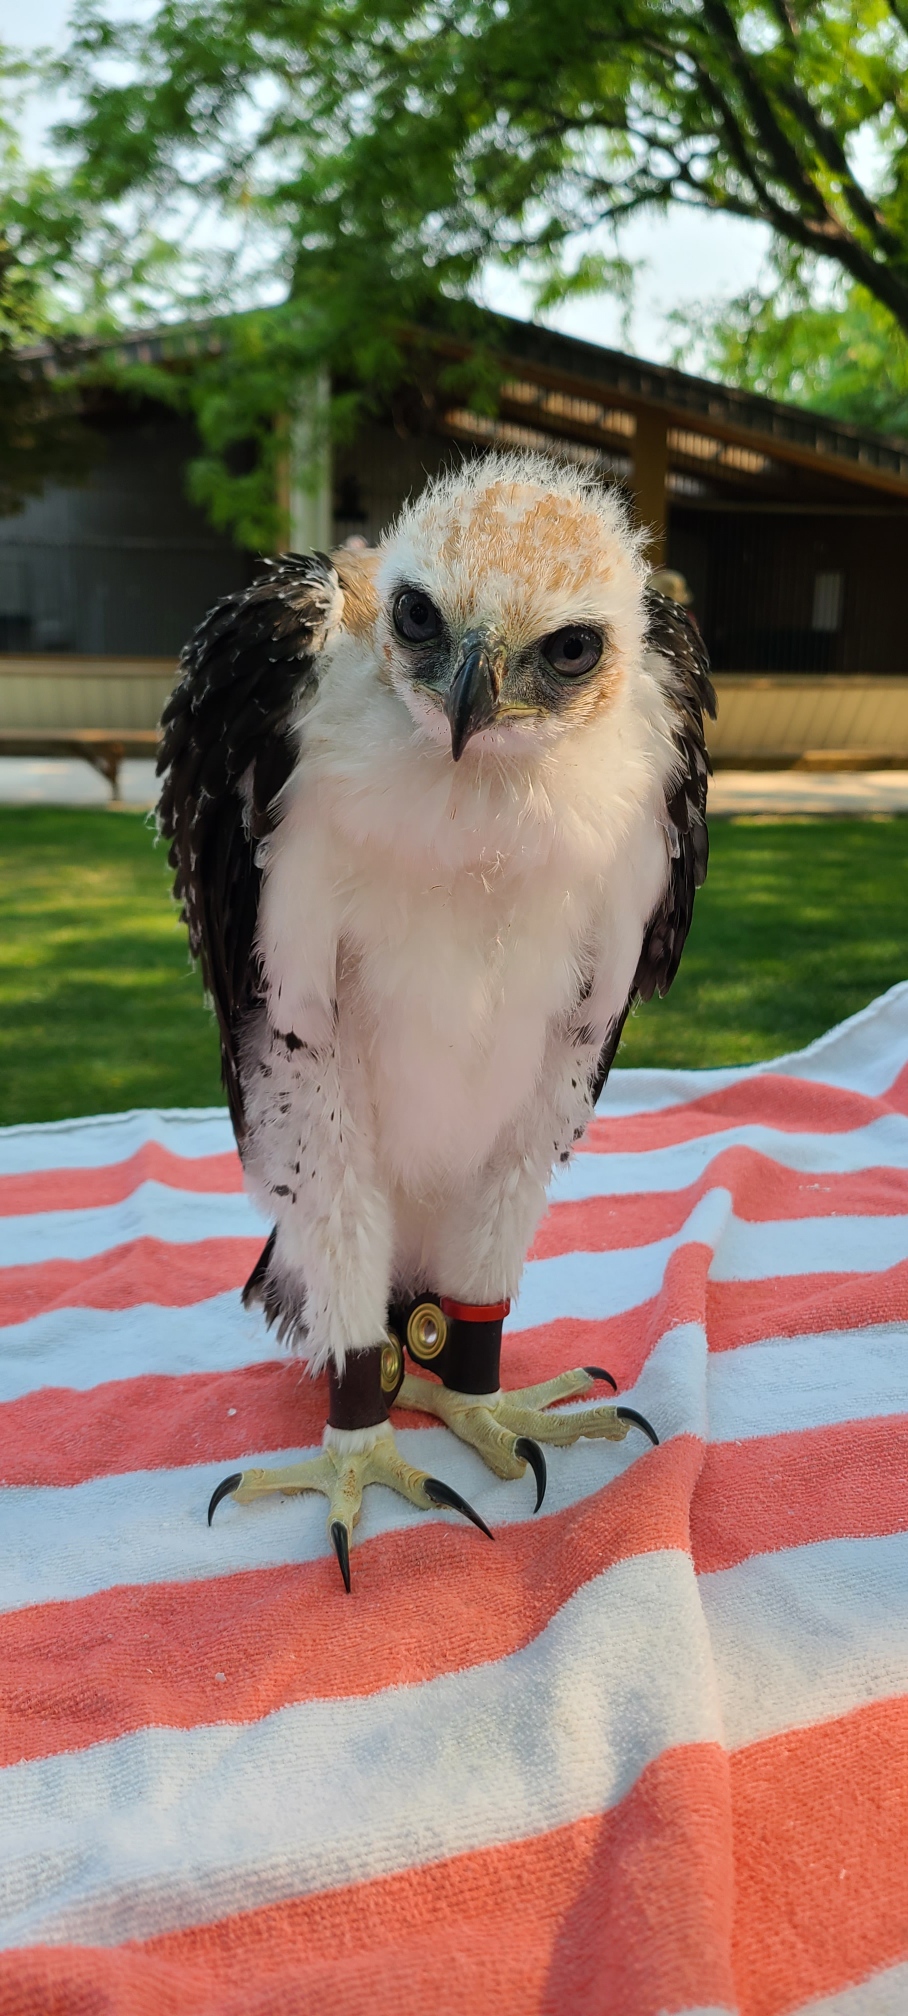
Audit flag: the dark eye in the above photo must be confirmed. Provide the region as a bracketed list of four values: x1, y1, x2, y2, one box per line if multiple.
[541, 625, 603, 678]
[392, 587, 443, 644]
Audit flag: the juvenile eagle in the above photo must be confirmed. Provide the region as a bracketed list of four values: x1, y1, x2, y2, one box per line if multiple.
[159, 454, 714, 1589]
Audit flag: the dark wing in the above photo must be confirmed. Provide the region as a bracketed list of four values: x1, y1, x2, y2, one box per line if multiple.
[590, 591, 716, 1104]
[157, 553, 341, 1145]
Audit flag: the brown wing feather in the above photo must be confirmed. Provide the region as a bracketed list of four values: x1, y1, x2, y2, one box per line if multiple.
[157, 552, 341, 1143]
[590, 592, 716, 1105]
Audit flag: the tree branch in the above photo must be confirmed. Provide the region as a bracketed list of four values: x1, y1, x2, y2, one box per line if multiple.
[774, 82, 902, 255]
[698, 0, 831, 219]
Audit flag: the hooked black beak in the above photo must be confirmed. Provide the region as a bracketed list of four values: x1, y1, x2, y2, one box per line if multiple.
[444, 644, 499, 762]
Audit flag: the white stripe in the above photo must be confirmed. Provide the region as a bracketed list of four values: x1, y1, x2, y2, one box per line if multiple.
[700, 1531, 908, 1752]
[707, 1325, 908, 1442]
[510, 1201, 908, 1336]
[10, 1131, 908, 1276]
[4, 1266, 903, 1454]
[509, 1191, 726, 1333]
[705, 1212, 908, 1283]
[3, 1266, 902, 1463]
[599, 980, 908, 1112]
[0, 1183, 268, 1267]
[0, 1324, 700, 1613]
[561, 1112, 908, 1198]
[14, 1189, 903, 1350]
[776, 978, 908, 1099]
[0, 1549, 720, 1949]
[599, 1063, 758, 1116]
[0, 1294, 275, 1404]
[9, 1118, 907, 1260]
[8, 1181, 908, 1294]
[793, 1962, 908, 2016]
[0, 1107, 235, 1175]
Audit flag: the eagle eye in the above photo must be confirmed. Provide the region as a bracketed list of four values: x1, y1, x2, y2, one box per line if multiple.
[392, 587, 443, 644]
[541, 625, 603, 678]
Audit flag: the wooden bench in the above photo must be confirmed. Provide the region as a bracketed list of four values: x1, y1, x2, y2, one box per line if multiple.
[0, 729, 160, 801]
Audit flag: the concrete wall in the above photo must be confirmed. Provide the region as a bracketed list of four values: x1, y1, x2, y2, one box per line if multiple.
[0, 657, 175, 732]
[709, 675, 908, 765]
[3, 658, 908, 766]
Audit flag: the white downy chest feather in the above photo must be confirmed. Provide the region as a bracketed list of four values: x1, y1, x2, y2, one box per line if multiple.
[256, 647, 673, 1193]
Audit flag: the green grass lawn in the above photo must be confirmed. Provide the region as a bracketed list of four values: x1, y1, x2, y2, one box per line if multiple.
[1, 806, 906, 1126]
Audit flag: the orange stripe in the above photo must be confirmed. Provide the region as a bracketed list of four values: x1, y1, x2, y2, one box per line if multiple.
[4, 1234, 905, 1409]
[732, 1695, 908, 2016]
[6, 1061, 907, 1225]
[0, 1741, 736, 2016]
[0, 1231, 711, 1351]
[4, 1412, 906, 1767]
[2, 1705, 902, 2016]
[0, 1144, 242, 1219]
[584, 1062, 908, 1156]
[691, 1414, 908, 1575]
[0, 1437, 701, 1765]
[708, 1254, 908, 1352]
[0, 1360, 316, 1488]
[0, 1281, 675, 1485]
[531, 1152, 908, 1259]
[517, 1248, 908, 1364]
[0, 1237, 261, 1328]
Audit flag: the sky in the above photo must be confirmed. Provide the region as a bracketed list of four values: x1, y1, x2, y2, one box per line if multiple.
[7, 0, 774, 367]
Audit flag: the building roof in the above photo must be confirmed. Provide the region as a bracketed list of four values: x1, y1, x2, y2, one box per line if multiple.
[28, 306, 908, 506]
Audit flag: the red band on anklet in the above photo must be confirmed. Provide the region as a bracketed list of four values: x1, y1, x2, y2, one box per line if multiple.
[440, 1297, 511, 1324]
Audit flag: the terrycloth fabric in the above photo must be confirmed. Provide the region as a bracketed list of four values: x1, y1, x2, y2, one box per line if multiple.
[1, 990, 907, 2016]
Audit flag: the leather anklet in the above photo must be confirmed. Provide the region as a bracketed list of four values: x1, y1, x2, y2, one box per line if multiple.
[327, 1344, 390, 1430]
[391, 1294, 509, 1395]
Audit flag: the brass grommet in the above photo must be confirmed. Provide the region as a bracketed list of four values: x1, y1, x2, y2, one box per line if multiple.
[380, 1333, 404, 1394]
[406, 1301, 447, 1363]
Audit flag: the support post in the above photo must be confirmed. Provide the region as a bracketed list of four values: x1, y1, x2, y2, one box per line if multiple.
[288, 372, 333, 553]
[630, 409, 669, 568]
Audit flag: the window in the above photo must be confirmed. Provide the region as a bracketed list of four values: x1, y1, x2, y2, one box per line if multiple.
[812, 571, 844, 632]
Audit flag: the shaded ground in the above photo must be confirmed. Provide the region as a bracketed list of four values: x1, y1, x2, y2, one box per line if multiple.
[1, 808, 906, 1126]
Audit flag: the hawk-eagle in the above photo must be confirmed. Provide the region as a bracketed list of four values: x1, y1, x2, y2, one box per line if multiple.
[158, 453, 714, 1590]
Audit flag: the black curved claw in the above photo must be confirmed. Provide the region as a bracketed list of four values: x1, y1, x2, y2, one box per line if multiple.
[207, 1473, 243, 1526]
[330, 1520, 352, 1593]
[515, 1436, 547, 1512]
[424, 1477, 495, 1541]
[584, 1365, 618, 1392]
[616, 1405, 660, 1448]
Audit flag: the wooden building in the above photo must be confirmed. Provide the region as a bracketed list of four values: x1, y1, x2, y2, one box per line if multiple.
[1, 311, 907, 787]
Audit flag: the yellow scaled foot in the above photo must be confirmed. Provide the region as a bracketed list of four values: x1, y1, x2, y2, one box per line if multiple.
[207, 1430, 493, 1590]
[396, 1368, 658, 1510]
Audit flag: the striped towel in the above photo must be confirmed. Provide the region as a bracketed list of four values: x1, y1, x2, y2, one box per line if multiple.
[1, 986, 907, 2016]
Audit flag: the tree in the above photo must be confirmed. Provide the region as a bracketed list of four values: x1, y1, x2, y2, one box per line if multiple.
[0, 62, 95, 514]
[42, 0, 908, 540]
[670, 259, 908, 439]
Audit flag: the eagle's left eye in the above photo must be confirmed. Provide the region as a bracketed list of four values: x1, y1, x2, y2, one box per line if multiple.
[392, 587, 443, 644]
[541, 625, 603, 678]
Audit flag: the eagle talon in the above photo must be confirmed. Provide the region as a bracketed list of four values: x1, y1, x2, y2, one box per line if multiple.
[422, 1477, 495, 1540]
[583, 1365, 618, 1392]
[207, 1473, 244, 1526]
[514, 1436, 547, 1511]
[330, 1519, 352, 1593]
[616, 1405, 660, 1447]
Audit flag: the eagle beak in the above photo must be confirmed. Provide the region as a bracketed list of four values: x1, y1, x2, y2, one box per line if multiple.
[444, 643, 499, 762]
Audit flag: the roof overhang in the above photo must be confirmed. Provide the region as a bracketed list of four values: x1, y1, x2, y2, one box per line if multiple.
[24, 306, 908, 504]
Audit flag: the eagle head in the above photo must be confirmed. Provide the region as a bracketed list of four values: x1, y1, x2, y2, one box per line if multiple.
[372, 453, 648, 763]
